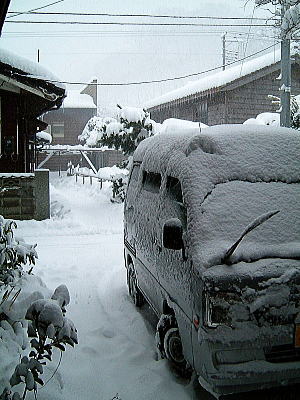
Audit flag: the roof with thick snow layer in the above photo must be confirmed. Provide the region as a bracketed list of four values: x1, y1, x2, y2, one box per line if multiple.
[63, 90, 97, 109]
[145, 49, 283, 109]
[0, 46, 65, 102]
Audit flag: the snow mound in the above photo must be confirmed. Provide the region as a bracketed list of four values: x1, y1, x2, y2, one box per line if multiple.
[244, 112, 280, 126]
[159, 118, 208, 135]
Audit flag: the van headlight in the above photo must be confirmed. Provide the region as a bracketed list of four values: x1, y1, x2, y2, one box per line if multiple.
[205, 291, 241, 328]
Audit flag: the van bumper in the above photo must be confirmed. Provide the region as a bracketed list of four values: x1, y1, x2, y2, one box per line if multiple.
[194, 324, 300, 397]
[198, 359, 300, 397]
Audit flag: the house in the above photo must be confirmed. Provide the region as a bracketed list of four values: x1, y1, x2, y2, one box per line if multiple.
[145, 49, 300, 125]
[42, 79, 97, 146]
[39, 79, 125, 171]
[0, 47, 66, 219]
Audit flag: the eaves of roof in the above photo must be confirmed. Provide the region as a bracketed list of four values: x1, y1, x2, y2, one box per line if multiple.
[0, 61, 66, 108]
[147, 55, 300, 111]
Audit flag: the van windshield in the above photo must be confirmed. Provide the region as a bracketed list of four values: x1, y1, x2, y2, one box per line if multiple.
[193, 180, 300, 267]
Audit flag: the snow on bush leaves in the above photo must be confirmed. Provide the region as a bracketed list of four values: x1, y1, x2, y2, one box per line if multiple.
[0, 217, 77, 400]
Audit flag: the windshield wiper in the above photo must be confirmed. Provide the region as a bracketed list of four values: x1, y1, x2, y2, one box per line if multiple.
[222, 210, 280, 265]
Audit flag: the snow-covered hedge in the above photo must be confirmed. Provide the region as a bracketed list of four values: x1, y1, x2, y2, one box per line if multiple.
[0, 217, 77, 400]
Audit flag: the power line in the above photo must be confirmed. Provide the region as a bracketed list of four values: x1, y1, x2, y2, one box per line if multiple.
[20, 42, 279, 87]
[7, 0, 64, 19]
[5, 20, 275, 27]
[6, 11, 269, 21]
[2, 30, 278, 39]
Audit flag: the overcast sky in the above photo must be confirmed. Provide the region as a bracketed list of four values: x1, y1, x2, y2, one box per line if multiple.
[1, 0, 279, 110]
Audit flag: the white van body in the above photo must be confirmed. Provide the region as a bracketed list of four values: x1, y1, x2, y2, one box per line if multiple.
[124, 124, 300, 397]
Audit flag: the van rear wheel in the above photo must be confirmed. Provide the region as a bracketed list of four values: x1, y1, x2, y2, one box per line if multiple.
[127, 265, 145, 307]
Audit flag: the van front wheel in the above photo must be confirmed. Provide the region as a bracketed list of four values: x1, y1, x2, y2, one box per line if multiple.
[156, 314, 192, 379]
[127, 266, 145, 307]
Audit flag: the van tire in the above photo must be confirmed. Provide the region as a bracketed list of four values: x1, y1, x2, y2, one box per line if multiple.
[127, 265, 145, 307]
[156, 314, 192, 379]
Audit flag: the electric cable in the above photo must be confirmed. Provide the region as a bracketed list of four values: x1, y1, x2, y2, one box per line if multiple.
[16, 42, 279, 87]
[7, 1, 64, 19]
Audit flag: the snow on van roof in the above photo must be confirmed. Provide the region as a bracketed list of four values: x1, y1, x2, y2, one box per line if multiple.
[145, 49, 281, 109]
[134, 124, 300, 270]
[135, 124, 300, 183]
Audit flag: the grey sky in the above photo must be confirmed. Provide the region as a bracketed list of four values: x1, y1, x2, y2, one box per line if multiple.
[1, 0, 277, 109]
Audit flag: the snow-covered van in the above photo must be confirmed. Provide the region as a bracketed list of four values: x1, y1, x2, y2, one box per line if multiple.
[124, 124, 300, 397]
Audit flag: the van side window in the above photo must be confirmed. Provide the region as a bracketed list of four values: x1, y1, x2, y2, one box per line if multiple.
[166, 177, 183, 204]
[142, 171, 161, 193]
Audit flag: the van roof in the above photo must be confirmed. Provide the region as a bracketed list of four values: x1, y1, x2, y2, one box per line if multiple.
[133, 124, 300, 185]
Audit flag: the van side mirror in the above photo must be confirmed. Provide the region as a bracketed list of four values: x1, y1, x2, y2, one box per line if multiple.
[163, 218, 183, 250]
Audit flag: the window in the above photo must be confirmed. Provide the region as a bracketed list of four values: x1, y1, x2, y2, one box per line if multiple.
[166, 177, 183, 204]
[142, 171, 161, 193]
[51, 123, 64, 138]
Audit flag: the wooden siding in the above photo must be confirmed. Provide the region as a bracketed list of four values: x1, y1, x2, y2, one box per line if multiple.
[0, 175, 35, 219]
[148, 63, 300, 126]
[43, 107, 96, 145]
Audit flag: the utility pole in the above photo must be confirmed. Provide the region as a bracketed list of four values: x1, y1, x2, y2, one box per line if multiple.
[280, 1, 291, 127]
[37, 49, 40, 63]
[222, 33, 226, 71]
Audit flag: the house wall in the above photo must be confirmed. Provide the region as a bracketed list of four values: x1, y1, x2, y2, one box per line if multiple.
[148, 63, 300, 126]
[43, 107, 96, 145]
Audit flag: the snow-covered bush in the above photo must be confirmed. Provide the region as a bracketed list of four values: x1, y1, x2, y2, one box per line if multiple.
[248, 94, 300, 130]
[78, 116, 117, 147]
[0, 217, 77, 400]
[79, 105, 155, 155]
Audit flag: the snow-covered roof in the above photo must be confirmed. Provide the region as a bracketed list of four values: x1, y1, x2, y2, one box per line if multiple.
[0, 46, 65, 91]
[63, 90, 97, 109]
[145, 50, 282, 109]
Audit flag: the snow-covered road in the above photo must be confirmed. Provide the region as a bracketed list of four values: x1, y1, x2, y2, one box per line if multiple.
[17, 174, 210, 400]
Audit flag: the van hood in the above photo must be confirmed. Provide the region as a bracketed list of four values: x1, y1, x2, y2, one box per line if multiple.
[189, 180, 300, 269]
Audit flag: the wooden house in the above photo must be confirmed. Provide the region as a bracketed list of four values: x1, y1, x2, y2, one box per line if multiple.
[0, 47, 66, 219]
[42, 80, 97, 146]
[145, 50, 300, 125]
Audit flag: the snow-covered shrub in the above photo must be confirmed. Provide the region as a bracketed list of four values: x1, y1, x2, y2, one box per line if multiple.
[79, 105, 155, 155]
[253, 94, 300, 130]
[0, 218, 77, 400]
[78, 116, 118, 147]
[0, 217, 37, 284]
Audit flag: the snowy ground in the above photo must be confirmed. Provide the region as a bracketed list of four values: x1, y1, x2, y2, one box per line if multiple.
[15, 174, 298, 400]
